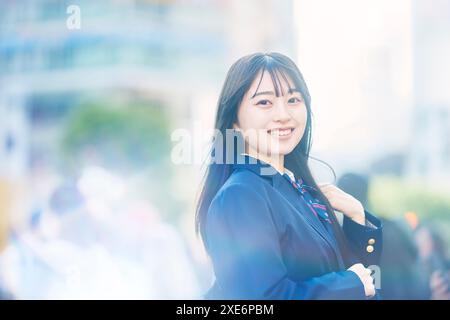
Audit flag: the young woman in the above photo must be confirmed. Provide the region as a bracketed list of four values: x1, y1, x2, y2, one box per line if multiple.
[196, 52, 383, 300]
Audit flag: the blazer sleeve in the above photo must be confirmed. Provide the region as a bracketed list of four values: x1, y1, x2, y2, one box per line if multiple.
[205, 183, 366, 300]
[342, 210, 383, 267]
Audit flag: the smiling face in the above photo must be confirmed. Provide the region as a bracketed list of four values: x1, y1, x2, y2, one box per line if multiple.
[233, 69, 308, 158]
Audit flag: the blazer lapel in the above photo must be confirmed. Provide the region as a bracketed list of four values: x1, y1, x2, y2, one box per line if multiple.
[232, 155, 344, 267]
[272, 174, 343, 265]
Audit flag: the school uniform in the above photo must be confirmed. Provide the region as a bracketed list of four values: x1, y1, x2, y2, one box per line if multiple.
[203, 154, 382, 300]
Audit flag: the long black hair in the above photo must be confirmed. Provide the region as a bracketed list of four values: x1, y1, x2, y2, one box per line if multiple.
[195, 52, 352, 266]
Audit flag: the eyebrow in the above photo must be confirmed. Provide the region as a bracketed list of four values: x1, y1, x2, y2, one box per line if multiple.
[251, 88, 301, 98]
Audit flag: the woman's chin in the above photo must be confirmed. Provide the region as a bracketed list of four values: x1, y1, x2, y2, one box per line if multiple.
[277, 147, 296, 156]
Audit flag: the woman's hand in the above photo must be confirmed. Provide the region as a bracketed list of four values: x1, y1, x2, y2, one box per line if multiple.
[318, 183, 366, 225]
[348, 263, 376, 298]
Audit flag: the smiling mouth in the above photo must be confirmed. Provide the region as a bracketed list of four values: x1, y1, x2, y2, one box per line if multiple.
[267, 128, 294, 137]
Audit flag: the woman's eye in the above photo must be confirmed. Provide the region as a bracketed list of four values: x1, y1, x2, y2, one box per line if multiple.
[288, 97, 302, 104]
[256, 100, 272, 106]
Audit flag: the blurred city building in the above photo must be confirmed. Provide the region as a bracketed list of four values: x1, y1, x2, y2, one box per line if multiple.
[295, 0, 450, 186]
[0, 0, 297, 299]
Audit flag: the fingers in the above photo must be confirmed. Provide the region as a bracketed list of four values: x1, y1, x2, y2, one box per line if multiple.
[366, 284, 376, 297]
[318, 184, 346, 201]
[319, 185, 349, 199]
[347, 263, 364, 273]
[317, 184, 335, 193]
[347, 264, 376, 298]
[318, 182, 333, 187]
[363, 271, 376, 297]
[317, 184, 338, 201]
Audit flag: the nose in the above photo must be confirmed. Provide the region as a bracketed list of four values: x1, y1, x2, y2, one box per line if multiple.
[272, 100, 291, 122]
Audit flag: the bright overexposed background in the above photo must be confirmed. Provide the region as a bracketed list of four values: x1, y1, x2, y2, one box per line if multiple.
[0, 0, 449, 299]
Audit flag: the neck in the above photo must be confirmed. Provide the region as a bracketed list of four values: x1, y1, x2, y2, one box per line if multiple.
[245, 147, 285, 175]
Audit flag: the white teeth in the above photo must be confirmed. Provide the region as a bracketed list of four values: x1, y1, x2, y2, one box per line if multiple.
[269, 129, 293, 136]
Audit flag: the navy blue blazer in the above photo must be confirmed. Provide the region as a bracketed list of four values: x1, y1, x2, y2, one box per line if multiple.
[203, 156, 382, 300]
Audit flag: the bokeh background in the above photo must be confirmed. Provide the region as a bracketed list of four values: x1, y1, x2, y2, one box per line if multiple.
[0, 0, 449, 299]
